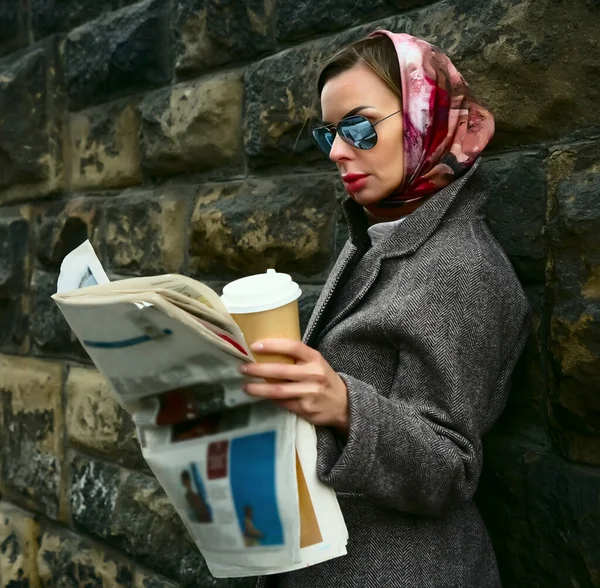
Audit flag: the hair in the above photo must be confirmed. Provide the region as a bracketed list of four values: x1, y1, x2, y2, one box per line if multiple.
[317, 35, 402, 106]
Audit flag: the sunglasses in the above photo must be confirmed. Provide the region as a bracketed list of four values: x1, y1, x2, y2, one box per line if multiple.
[312, 109, 402, 156]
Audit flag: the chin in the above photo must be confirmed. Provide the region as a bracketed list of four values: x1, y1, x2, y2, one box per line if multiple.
[348, 189, 385, 207]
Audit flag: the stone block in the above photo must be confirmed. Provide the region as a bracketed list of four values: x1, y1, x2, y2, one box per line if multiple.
[173, 0, 275, 76]
[0, 208, 30, 354]
[483, 151, 547, 284]
[189, 174, 338, 279]
[140, 72, 244, 177]
[31, 0, 129, 40]
[276, 0, 430, 41]
[478, 440, 600, 588]
[104, 187, 188, 275]
[546, 142, 600, 466]
[0, 41, 65, 203]
[0, 502, 41, 587]
[69, 97, 142, 191]
[69, 452, 122, 537]
[30, 269, 87, 358]
[133, 568, 183, 588]
[64, 0, 172, 111]
[38, 522, 134, 587]
[66, 367, 143, 468]
[0, 356, 64, 520]
[34, 196, 103, 271]
[0, 2, 29, 56]
[244, 41, 334, 168]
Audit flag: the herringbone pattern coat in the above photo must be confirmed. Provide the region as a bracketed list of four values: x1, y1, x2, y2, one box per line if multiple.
[261, 162, 531, 588]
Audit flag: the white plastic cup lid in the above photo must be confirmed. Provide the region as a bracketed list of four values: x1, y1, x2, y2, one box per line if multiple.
[221, 269, 302, 314]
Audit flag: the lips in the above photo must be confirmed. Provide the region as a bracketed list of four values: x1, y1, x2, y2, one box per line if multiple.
[342, 173, 369, 192]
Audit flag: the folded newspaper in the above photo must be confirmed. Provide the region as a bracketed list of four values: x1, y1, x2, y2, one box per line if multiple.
[52, 241, 348, 578]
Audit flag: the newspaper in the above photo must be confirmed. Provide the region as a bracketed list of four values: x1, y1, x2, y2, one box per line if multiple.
[52, 241, 348, 577]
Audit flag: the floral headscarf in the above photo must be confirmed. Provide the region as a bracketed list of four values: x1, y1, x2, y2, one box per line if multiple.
[366, 30, 495, 217]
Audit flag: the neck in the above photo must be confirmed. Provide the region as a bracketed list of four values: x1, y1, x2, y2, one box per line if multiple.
[365, 195, 432, 225]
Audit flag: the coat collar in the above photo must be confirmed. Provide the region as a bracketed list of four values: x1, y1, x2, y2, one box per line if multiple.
[342, 159, 485, 259]
[304, 160, 487, 346]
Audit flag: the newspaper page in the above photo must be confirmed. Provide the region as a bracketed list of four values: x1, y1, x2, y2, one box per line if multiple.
[52, 240, 348, 578]
[56, 240, 110, 293]
[142, 402, 301, 573]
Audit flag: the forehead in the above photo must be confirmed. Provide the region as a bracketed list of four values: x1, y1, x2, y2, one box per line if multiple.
[320, 63, 398, 120]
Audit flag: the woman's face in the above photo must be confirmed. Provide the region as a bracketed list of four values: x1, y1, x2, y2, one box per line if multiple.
[320, 62, 404, 207]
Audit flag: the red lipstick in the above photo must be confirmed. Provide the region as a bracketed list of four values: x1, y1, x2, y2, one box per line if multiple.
[342, 173, 369, 192]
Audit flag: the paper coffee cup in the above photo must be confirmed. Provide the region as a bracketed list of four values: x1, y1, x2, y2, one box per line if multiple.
[221, 269, 302, 364]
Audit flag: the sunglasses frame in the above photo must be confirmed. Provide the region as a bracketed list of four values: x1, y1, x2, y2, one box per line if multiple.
[312, 109, 402, 156]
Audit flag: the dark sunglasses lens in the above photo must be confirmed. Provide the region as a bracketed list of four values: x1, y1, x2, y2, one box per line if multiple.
[312, 127, 335, 155]
[338, 116, 377, 150]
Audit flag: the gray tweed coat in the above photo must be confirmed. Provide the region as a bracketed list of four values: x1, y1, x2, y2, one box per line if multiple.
[260, 161, 531, 588]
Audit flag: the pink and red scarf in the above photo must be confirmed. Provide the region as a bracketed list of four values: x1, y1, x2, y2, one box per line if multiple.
[366, 31, 495, 217]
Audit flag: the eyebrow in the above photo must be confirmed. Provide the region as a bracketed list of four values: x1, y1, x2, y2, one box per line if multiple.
[321, 105, 375, 126]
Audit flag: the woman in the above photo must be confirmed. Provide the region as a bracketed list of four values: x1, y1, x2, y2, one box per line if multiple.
[240, 30, 530, 587]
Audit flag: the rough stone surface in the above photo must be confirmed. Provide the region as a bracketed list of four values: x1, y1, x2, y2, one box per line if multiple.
[189, 174, 338, 279]
[173, 0, 275, 76]
[0, 2, 29, 57]
[66, 367, 144, 468]
[140, 72, 244, 177]
[38, 522, 134, 587]
[134, 568, 184, 588]
[483, 151, 547, 284]
[0, 502, 41, 587]
[34, 196, 103, 272]
[69, 97, 142, 191]
[0, 41, 65, 203]
[104, 187, 188, 275]
[0, 208, 30, 354]
[547, 142, 600, 466]
[31, 0, 137, 40]
[478, 438, 600, 588]
[30, 269, 87, 358]
[244, 41, 334, 169]
[276, 0, 431, 41]
[298, 285, 323, 335]
[69, 452, 122, 538]
[0, 356, 63, 520]
[491, 285, 549, 446]
[64, 0, 172, 111]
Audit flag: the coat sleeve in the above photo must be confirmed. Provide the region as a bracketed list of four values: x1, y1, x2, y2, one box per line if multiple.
[315, 246, 531, 518]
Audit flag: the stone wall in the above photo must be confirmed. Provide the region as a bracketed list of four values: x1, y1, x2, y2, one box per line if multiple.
[0, 0, 599, 586]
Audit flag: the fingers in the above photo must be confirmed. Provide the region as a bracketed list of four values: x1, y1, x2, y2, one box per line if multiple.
[251, 339, 317, 363]
[240, 361, 326, 383]
[242, 380, 320, 400]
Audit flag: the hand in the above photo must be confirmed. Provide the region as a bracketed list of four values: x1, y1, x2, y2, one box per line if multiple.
[239, 339, 349, 432]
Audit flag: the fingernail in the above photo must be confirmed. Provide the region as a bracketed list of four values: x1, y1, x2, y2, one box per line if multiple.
[239, 365, 247, 374]
[251, 342, 263, 351]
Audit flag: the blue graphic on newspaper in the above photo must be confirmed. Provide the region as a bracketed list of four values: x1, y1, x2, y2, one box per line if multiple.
[229, 431, 284, 547]
[82, 328, 173, 349]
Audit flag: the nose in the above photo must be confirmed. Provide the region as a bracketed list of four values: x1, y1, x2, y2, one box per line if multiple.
[328, 133, 353, 162]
